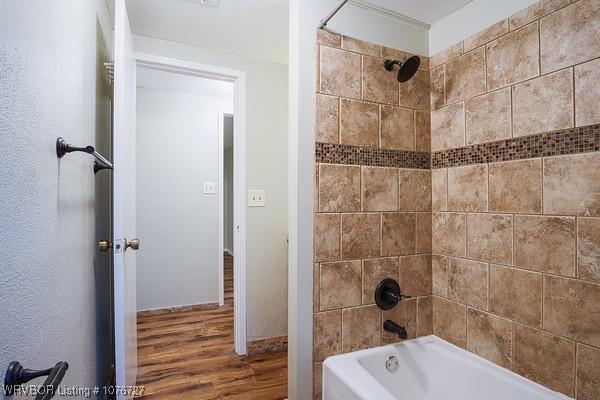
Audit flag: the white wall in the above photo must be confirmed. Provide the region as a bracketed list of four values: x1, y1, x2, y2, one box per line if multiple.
[133, 35, 289, 340]
[428, 0, 538, 55]
[326, 2, 429, 56]
[136, 85, 233, 311]
[0, 0, 113, 393]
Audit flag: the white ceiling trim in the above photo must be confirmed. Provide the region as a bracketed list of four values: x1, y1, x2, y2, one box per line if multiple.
[348, 0, 431, 31]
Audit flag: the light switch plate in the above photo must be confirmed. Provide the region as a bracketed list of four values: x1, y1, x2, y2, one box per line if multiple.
[203, 182, 216, 194]
[248, 190, 266, 207]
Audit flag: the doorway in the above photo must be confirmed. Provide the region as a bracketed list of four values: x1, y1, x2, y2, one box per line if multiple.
[134, 54, 247, 355]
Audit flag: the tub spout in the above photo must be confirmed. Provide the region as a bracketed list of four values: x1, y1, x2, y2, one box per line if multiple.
[384, 320, 407, 340]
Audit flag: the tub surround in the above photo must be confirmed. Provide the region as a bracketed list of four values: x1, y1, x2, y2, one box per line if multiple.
[429, 1, 600, 397]
[314, 29, 433, 400]
[314, 1, 600, 399]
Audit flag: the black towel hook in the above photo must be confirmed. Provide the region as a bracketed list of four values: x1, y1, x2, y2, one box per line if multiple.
[56, 137, 113, 173]
[4, 361, 68, 399]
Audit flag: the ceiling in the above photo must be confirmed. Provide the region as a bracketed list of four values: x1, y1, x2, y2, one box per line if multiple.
[137, 66, 234, 99]
[361, 0, 474, 25]
[126, 0, 475, 66]
[126, 0, 289, 65]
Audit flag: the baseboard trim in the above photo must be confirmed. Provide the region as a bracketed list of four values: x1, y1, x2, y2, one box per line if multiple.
[137, 302, 221, 317]
[246, 335, 288, 355]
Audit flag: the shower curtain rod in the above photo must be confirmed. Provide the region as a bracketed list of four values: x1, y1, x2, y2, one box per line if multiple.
[319, 0, 350, 29]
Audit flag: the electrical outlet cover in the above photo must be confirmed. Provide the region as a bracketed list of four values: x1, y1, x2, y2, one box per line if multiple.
[248, 190, 266, 207]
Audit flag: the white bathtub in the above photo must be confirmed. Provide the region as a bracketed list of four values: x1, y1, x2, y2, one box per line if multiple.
[322, 335, 570, 400]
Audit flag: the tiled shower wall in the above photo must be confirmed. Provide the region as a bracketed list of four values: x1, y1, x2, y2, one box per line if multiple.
[429, 0, 600, 399]
[313, 0, 600, 399]
[313, 30, 433, 399]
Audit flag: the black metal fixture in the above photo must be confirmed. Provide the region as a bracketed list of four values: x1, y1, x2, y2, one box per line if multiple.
[384, 55, 421, 82]
[374, 278, 411, 310]
[384, 320, 408, 340]
[4, 361, 68, 399]
[56, 137, 113, 173]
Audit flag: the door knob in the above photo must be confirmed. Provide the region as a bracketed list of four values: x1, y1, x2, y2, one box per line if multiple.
[98, 240, 112, 252]
[125, 238, 140, 251]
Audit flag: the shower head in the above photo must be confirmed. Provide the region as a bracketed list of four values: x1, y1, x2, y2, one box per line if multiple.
[384, 55, 421, 82]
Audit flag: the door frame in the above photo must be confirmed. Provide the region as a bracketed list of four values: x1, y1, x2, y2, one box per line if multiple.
[135, 52, 248, 355]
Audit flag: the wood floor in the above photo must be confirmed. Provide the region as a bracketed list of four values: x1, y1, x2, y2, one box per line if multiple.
[136, 253, 287, 399]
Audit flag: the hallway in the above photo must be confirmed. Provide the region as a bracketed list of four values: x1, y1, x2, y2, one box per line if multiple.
[135, 253, 287, 399]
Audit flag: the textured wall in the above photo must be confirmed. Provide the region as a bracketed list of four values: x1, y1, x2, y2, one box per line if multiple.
[313, 31, 433, 399]
[429, 0, 600, 398]
[0, 0, 113, 394]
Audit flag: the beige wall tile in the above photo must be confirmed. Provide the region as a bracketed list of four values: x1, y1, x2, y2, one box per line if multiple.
[489, 158, 542, 214]
[432, 213, 466, 257]
[341, 305, 381, 352]
[544, 153, 600, 216]
[509, 0, 571, 30]
[431, 103, 465, 151]
[467, 213, 513, 264]
[382, 212, 416, 256]
[432, 255, 448, 297]
[383, 298, 416, 343]
[514, 215, 576, 276]
[465, 88, 512, 145]
[400, 255, 432, 297]
[489, 265, 542, 327]
[362, 56, 399, 105]
[540, 0, 600, 74]
[319, 260, 362, 310]
[467, 308, 513, 369]
[399, 69, 430, 110]
[399, 169, 431, 211]
[320, 46, 361, 98]
[314, 263, 320, 313]
[342, 36, 381, 57]
[513, 324, 575, 397]
[381, 46, 411, 61]
[317, 30, 341, 48]
[445, 47, 486, 104]
[362, 167, 398, 212]
[362, 257, 399, 304]
[577, 343, 600, 400]
[464, 19, 509, 51]
[448, 164, 488, 212]
[575, 58, 600, 126]
[315, 94, 339, 143]
[430, 65, 445, 110]
[341, 213, 381, 259]
[318, 164, 360, 212]
[416, 212, 432, 254]
[417, 296, 433, 336]
[430, 41, 464, 69]
[380, 106, 414, 150]
[432, 169, 448, 211]
[578, 217, 600, 283]
[512, 68, 574, 137]
[433, 297, 467, 348]
[544, 275, 600, 348]
[315, 213, 340, 262]
[340, 99, 379, 147]
[313, 362, 323, 400]
[486, 22, 539, 90]
[447, 257, 488, 309]
[314, 310, 341, 361]
[415, 111, 431, 152]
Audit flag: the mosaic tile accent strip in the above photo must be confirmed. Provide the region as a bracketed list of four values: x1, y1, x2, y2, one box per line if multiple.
[432, 124, 600, 169]
[316, 142, 431, 169]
